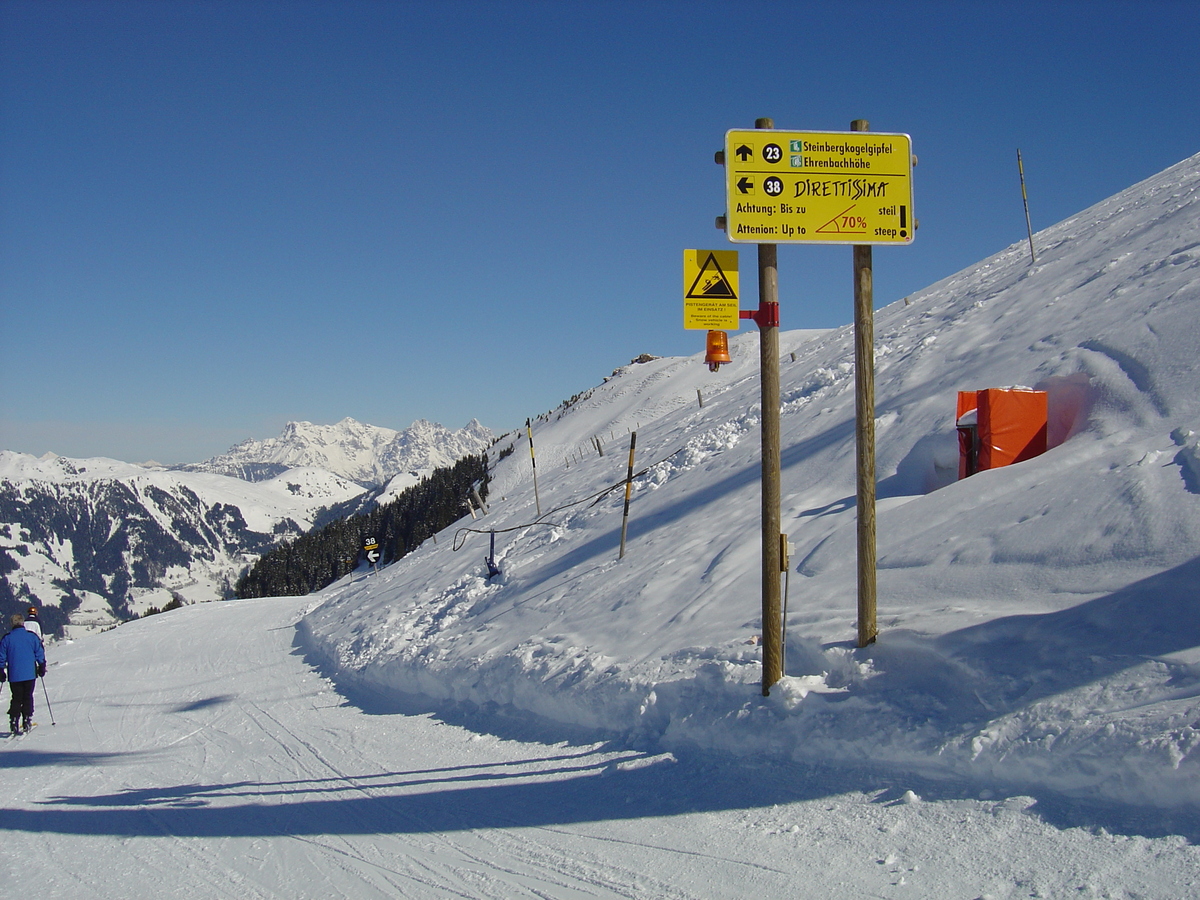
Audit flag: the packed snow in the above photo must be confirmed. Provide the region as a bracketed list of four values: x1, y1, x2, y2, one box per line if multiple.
[4, 595, 1198, 898]
[4, 150, 1200, 895]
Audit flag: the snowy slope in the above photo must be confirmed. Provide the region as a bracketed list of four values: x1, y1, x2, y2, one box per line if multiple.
[301, 150, 1200, 810]
[3, 595, 1196, 899]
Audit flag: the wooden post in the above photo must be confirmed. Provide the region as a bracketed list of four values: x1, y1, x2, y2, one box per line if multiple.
[755, 118, 783, 695]
[618, 431, 637, 559]
[760, 239, 783, 691]
[852, 119, 878, 648]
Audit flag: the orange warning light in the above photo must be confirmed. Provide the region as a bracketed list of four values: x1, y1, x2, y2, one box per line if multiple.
[705, 330, 731, 371]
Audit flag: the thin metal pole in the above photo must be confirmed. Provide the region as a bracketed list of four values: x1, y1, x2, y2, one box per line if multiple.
[40, 676, 55, 725]
[852, 118, 878, 648]
[1018, 149, 1036, 263]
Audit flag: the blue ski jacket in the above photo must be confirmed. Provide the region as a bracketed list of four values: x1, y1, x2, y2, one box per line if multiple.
[0, 625, 45, 682]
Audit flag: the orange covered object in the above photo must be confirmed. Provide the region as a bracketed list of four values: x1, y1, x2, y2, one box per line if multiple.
[957, 388, 1048, 479]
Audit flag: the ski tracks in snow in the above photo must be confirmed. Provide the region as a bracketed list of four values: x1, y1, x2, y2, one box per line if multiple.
[5, 596, 1200, 898]
[0, 598, 755, 899]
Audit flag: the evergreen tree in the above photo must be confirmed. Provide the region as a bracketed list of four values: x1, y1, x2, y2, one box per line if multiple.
[236, 454, 488, 598]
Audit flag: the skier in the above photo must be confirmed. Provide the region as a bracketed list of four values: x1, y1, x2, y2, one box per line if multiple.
[23, 606, 43, 642]
[0, 613, 46, 735]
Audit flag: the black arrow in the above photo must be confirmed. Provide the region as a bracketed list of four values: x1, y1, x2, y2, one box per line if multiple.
[736, 176, 754, 194]
[735, 144, 753, 161]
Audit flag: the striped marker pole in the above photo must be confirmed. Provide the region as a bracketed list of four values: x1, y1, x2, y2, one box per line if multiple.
[526, 418, 542, 517]
[619, 431, 637, 559]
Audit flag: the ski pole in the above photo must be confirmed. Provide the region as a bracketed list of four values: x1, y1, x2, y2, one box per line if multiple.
[39, 675, 55, 726]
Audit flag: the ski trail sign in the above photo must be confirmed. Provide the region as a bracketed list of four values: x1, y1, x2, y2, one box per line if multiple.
[724, 129, 914, 245]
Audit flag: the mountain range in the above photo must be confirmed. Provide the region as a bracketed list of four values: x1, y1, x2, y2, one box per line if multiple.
[177, 417, 494, 487]
[0, 418, 493, 635]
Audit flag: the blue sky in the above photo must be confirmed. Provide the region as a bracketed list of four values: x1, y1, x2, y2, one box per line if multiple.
[2, 0, 1198, 464]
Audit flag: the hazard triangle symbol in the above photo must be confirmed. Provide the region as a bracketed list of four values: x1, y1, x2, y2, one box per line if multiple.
[685, 252, 738, 300]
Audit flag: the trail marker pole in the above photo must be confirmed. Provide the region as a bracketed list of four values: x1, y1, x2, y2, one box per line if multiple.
[1018, 148, 1036, 264]
[852, 119, 878, 648]
[526, 418, 542, 516]
[619, 431, 638, 559]
[363, 537, 381, 576]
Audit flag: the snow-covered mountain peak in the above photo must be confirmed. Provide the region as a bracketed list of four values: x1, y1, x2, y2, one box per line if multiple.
[182, 417, 494, 486]
[0, 449, 151, 483]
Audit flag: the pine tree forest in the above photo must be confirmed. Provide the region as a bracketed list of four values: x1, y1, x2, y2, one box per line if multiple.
[235, 453, 489, 599]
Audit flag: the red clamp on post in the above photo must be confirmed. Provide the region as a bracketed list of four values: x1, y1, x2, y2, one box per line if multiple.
[740, 303, 780, 329]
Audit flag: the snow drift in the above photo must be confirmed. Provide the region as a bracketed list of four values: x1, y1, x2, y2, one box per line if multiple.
[301, 150, 1200, 809]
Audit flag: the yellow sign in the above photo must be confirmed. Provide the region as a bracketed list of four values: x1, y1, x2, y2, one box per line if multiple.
[724, 130, 914, 245]
[683, 249, 739, 330]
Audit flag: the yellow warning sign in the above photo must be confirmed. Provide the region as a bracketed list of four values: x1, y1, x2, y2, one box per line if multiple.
[724, 129, 914, 245]
[683, 249, 739, 330]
